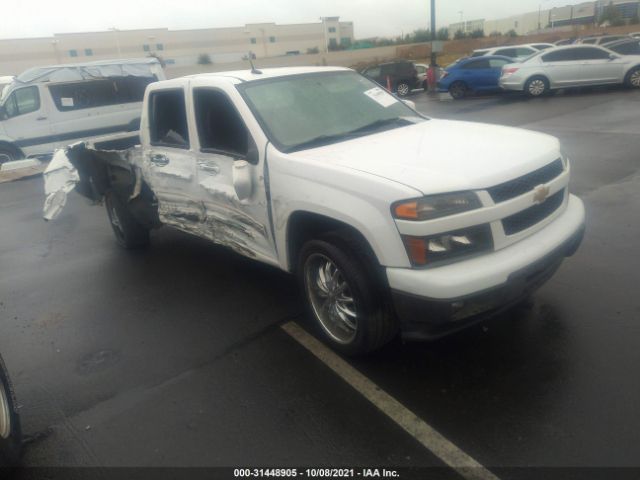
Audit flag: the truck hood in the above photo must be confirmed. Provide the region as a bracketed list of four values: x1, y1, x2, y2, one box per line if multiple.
[289, 119, 561, 195]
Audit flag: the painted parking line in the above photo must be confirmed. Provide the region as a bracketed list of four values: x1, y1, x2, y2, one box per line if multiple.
[281, 321, 500, 480]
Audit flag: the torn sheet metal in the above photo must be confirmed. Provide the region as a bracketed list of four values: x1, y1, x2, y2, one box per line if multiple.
[42, 148, 81, 221]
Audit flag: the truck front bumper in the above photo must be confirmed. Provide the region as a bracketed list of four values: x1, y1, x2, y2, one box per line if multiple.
[386, 195, 585, 340]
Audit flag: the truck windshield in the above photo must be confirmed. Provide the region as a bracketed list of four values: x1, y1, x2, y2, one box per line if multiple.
[237, 71, 425, 152]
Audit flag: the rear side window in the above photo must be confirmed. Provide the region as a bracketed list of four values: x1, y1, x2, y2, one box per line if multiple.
[471, 51, 486, 57]
[578, 47, 611, 60]
[149, 89, 190, 149]
[516, 48, 536, 56]
[582, 38, 597, 44]
[49, 76, 155, 112]
[363, 66, 380, 77]
[463, 59, 490, 69]
[194, 89, 248, 157]
[3, 86, 40, 118]
[542, 49, 582, 62]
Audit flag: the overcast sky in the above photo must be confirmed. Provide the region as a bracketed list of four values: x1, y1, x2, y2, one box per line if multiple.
[2, 0, 581, 40]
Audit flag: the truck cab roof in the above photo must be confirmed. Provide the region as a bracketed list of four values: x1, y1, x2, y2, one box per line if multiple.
[182, 66, 351, 84]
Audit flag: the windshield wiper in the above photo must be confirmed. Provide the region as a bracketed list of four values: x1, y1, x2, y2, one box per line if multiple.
[288, 117, 417, 152]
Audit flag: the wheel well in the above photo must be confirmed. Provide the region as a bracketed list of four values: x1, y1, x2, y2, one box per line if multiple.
[0, 141, 24, 159]
[526, 75, 549, 85]
[286, 211, 381, 275]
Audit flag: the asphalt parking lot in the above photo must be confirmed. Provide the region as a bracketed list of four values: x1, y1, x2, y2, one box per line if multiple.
[1, 86, 639, 479]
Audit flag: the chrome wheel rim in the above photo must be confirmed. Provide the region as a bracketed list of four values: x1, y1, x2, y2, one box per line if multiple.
[529, 79, 546, 96]
[450, 83, 465, 98]
[630, 71, 640, 87]
[0, 382, 11, 439]
[304, 254, 358, 345]
[0, 152, 12, 164]
[397, 83, 410, 96]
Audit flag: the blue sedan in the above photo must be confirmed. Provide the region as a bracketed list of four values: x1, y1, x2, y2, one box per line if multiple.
[438, 55, 515, 99]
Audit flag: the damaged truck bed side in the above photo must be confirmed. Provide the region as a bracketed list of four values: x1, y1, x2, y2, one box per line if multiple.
[43, 67, 585, 355]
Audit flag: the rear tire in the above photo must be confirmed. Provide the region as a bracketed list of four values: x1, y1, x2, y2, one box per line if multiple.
[0, 355, 21, 467]
[396, 81, 411, 97]
[105, 191, 150, 249]
[0, 145, 22, 166]
[625, 66, 640, 88]
[297, 234, 397, 356]
[525, 76, 549, 97]
[449, 81, 468, 99]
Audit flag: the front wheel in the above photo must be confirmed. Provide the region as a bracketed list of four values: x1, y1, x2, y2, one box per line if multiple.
[105, 191, 150, 249]
[0, 355, 21, 467]
[0, 145, 22, 166]
[525, 76, 549, 97]
[396, 81, 411, 97]
[625, 67, 640, 88]
[298, 235, 397, 355]
[449, 81, 468, 99]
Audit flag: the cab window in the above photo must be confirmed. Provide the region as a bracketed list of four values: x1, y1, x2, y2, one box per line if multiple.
[3, 86, 40, 118]
[194, 89, 249, 157]
[149, 89, 190, 149]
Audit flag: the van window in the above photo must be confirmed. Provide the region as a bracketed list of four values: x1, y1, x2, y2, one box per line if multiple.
[149, 89, 189, 149]
[48, 77, 155, 112]
[194, 89, 248, 157]
[3, 87, 40, 118]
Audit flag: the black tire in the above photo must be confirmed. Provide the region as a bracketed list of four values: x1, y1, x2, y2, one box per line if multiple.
[0, 355, 21, 467]
[0, 145, 22, 166]
[395, 80, 411, 97]
[297, 234, 397, 356]
[105, 191, 150, 249]
[525, 76, 550, 97]
[624, 66, 640, 88]
[449, 81, 468, 100]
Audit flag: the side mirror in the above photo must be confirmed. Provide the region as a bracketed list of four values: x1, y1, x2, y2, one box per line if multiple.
[233, 160, 253, 201]
[609, 54, 618, 60]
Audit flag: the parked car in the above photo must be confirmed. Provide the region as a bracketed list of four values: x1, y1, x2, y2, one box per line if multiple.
[631, 32, 640, 38]
[44, 66, 585, 355]
[602, 38, 640, 56]
[0, 58, 164, 164]
[415, 63, 428, 89]
[438, 55, 514, 99]
[500, 45, 640, 96]
[471, 45, 539, 61]
[529, 43, 556, 51]
[0, 354, 21, 467]
[0, 76, 14, 96]
[578, 35, 629, 45]
[361, 61, 420, 96]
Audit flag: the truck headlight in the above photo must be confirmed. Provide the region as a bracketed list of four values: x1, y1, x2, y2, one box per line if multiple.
[392, 192, 481, 221]
[401, 224, 493, 267]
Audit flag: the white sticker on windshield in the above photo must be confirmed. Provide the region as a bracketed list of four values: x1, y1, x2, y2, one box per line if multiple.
[61, 97, 74, 107]
[363, 87, 398, 108]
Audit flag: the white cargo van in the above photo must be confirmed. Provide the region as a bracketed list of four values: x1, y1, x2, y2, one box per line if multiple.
[0, 58, 164, 164]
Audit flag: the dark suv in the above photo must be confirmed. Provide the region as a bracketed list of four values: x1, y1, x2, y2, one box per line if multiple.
[361, 61, 420, 97]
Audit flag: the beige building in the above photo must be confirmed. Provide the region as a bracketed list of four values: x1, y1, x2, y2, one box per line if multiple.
[0, 17, 354, 76]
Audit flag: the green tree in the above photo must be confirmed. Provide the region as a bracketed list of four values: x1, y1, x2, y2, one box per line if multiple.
[489, 31, 502, 37]
[469, 29, 485, 38]
[630, 14, 640, 25]
[436, 28, 450, 41]
[197, 53, 212, 65]
[600, 2, 624, 26]
[454, 30, 467, 40]
[506, 29, 518, 37]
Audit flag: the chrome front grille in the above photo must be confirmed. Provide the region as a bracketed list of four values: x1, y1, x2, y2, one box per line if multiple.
[488, 159, 564, 203]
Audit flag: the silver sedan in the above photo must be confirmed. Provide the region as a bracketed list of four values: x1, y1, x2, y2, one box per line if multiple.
[499, 45, 640, 97]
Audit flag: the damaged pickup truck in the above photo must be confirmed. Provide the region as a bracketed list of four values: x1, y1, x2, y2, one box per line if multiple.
[43, 67, 585, 355]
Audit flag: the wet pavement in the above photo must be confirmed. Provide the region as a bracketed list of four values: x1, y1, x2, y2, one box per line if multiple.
[1, 86, 639, 477]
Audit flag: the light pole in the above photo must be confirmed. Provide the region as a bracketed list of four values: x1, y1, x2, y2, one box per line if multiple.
[430, 0, 437, 67]
[51, 40, 61, 63]
[109, 27, 122, 57]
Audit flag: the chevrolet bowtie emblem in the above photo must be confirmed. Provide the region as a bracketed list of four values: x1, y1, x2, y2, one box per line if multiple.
[533, 184, 551, 204]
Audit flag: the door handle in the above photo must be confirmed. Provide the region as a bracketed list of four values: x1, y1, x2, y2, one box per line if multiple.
[36, 116, 48, 121]
[150, 153, 169, 167]
[197, 161, 220, 175]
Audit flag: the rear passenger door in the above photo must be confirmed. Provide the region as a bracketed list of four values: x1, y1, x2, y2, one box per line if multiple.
[143, 83, 202, 233]
[189, 81, 277, 265]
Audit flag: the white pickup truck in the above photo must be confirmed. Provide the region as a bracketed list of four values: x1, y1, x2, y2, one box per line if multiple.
[43, 66, 585, 355]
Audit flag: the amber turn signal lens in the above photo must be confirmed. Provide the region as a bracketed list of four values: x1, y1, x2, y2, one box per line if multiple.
[402, 236, 427, 265]
[394, 201, 418, 219]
